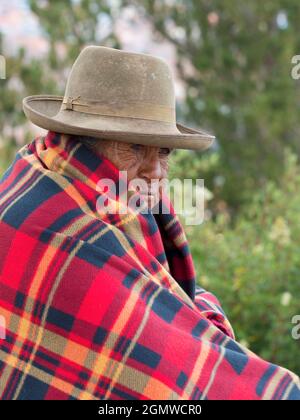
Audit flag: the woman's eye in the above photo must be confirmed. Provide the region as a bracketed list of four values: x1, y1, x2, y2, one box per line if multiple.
[131, 144, 144, 152]
[159, 148, 171, 156]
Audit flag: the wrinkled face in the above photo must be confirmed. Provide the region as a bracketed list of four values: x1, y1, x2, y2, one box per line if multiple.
[94, 139, 173, 208]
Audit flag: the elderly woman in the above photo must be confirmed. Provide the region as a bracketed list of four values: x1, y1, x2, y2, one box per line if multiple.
[0, 46, 299, 400]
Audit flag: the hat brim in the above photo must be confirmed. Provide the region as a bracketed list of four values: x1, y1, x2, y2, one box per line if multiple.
[23, 95, 215, 151]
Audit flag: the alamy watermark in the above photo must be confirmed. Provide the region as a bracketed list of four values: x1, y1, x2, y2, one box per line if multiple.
[0, 315, 6, 340]
[95, 173, 206, 225]
[0, 54, 6, 79]
[291, 315, 300, 340]
[291, 55, 300, 80]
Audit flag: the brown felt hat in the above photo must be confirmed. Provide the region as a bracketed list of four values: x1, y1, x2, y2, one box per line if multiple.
[23, 45, 215, 150]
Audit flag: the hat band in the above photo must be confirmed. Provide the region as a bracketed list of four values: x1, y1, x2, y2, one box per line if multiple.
[61, 96, 175, 123]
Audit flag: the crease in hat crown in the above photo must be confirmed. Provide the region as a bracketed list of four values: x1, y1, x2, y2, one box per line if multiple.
[59, 46, 177, 123]
[22, 45, 215, 151]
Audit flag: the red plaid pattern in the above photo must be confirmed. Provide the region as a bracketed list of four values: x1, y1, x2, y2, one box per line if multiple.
[0, 130, 299, 400]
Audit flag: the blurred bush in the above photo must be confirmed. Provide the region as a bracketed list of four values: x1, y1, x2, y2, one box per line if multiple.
[130, 0, 300, 211]
[178, 148, 300, 374]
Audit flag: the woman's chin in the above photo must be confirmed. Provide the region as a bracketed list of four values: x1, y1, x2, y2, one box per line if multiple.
[126, 190, 161, 211]
[139, 193, 159, 209]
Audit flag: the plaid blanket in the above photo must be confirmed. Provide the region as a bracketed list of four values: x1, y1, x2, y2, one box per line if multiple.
[0, 130, 299, 400]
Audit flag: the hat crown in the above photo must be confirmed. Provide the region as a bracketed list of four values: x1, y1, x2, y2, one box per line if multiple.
[63, 46, 176, 113]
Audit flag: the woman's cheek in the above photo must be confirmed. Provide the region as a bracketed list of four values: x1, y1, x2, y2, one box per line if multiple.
[160, 157, 169, 173]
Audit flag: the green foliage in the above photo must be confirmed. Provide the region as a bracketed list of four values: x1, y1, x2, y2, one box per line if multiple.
[127, 0, 300, 209]
[182, 148, 300, 374]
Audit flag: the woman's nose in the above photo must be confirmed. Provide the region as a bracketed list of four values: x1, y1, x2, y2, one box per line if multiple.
[139, 157, 162, 182]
